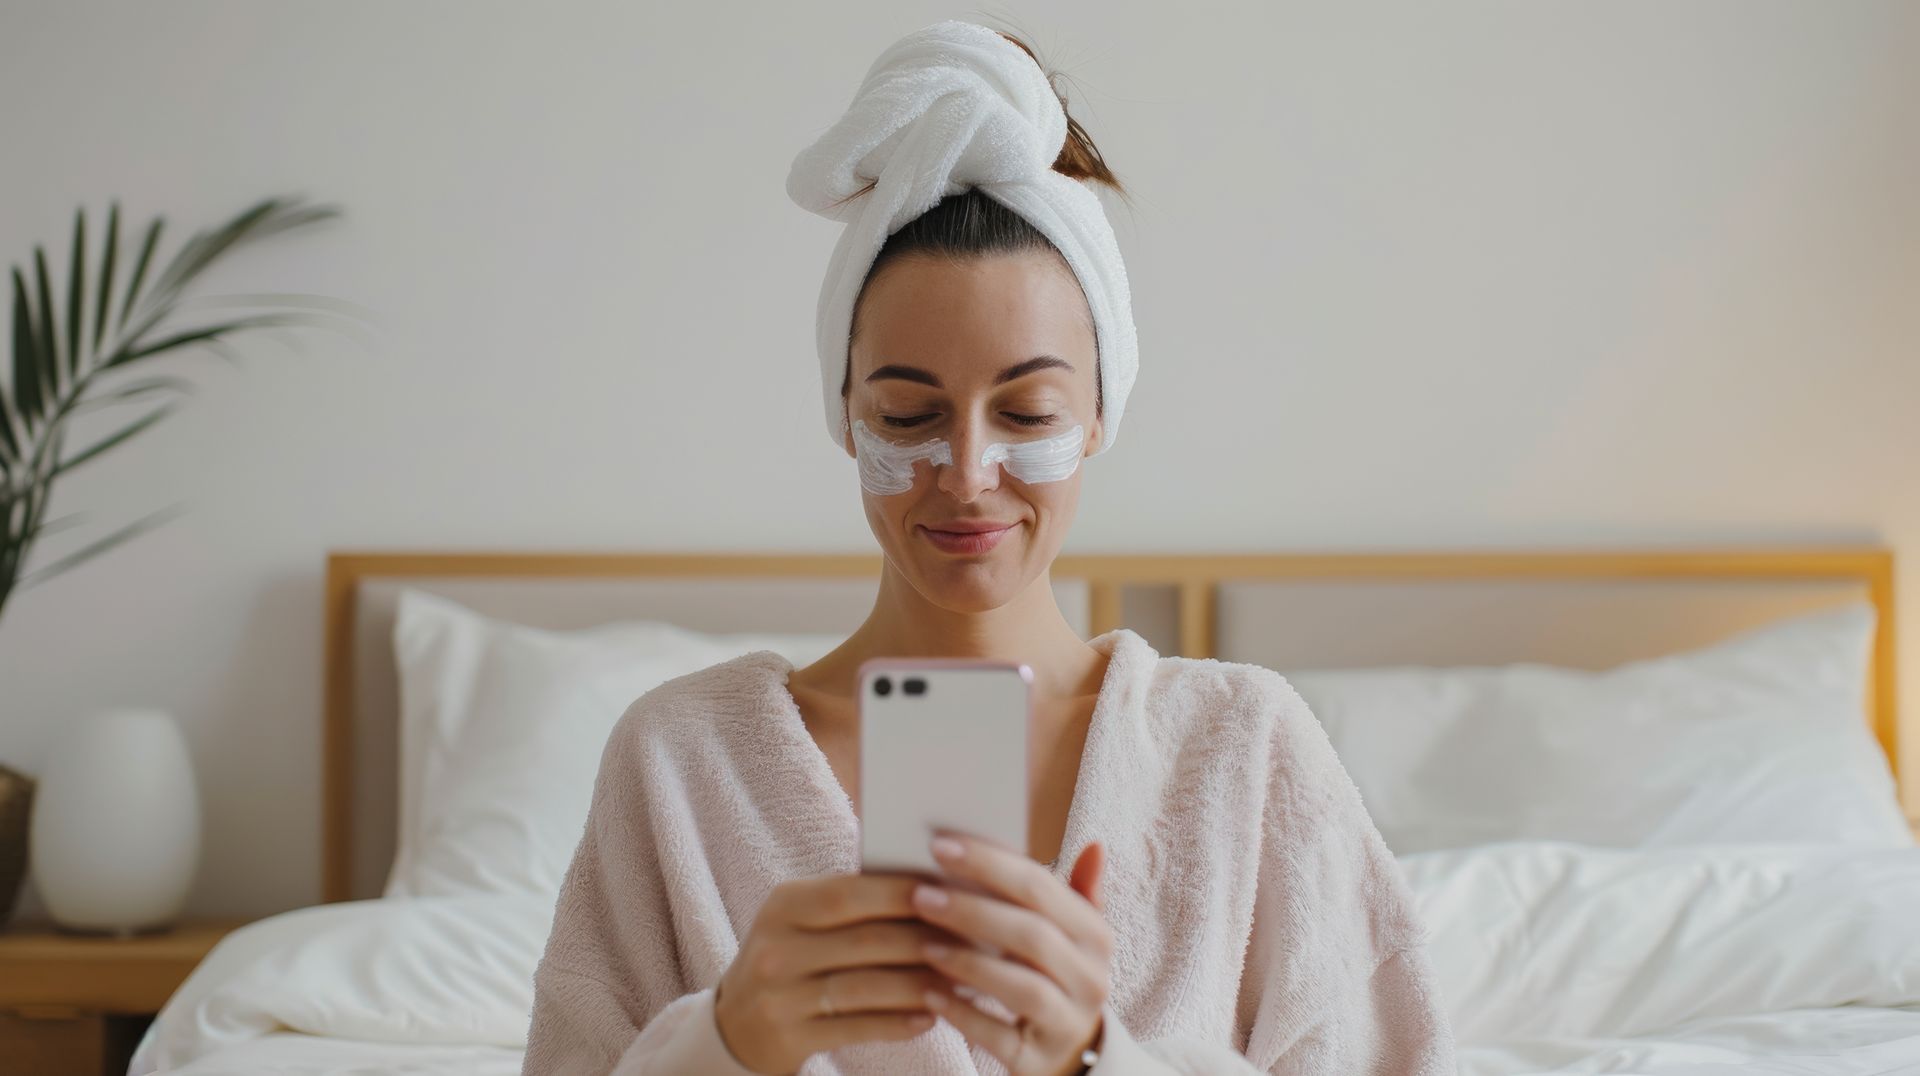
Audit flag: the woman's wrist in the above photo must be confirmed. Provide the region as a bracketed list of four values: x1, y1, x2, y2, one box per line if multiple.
[710, 978, 765, 1074]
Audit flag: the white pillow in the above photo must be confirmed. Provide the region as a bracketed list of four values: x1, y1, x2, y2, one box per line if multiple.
[388, 588, 840, 898]
[1284, 602, 1909, 854]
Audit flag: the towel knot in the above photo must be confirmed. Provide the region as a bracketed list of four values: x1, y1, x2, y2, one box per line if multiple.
[787, 20, 1069, 229]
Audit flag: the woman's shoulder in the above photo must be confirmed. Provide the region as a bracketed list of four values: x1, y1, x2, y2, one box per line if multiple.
[604, 648, 794, 752]
[1150, 650, 1306, 709]
[1128, 638, 1370, 804]
[1128, 635, 1319, 746]
[1142, 647, 1428, 941]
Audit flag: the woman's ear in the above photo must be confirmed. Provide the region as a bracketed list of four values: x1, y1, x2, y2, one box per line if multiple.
[1084, 415, 1103, 457]
[841, 412, 857, 459]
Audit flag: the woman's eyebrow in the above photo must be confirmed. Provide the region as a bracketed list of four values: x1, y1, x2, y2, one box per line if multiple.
[994, 355, 1074, 384]
[864, 355, 1074, 388]
[865, 363, 941, 386]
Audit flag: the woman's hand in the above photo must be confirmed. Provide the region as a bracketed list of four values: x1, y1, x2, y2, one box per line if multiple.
[714, 873, 959, 1074]
[910, 834, 1114, 1076]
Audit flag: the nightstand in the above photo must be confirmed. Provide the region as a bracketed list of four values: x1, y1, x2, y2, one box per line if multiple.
[0, 919, 244, 1076]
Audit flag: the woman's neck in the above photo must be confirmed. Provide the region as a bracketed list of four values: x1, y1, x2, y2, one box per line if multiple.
[837, 564, 1104, 700]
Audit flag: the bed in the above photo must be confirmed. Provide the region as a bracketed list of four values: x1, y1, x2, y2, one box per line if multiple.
[132, 547, 1920, 1075]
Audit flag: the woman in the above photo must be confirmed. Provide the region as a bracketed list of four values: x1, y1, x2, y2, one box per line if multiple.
[524, 20, 1454, 1076]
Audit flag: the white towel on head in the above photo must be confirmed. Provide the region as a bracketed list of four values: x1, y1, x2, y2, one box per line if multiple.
[786, 19, 1138, 457]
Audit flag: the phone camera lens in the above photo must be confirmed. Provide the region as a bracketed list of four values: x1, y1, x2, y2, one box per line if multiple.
[873, 676, 892, 697]
[903, 678, 926, 696]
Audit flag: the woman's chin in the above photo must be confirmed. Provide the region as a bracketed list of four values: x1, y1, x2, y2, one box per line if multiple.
[895, 537, 1031, 611]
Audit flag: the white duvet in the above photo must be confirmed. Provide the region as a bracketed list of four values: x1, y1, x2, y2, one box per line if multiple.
[133, 894, 547, 1075]
[135, 842, 1920, 1076]
[1413, 842, 1920, 1074]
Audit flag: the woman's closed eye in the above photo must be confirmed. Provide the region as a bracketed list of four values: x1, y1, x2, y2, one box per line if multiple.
[1003, 412, 1059, 428]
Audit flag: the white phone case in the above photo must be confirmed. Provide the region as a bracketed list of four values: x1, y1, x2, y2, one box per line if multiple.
[857, 658, 1031, 876]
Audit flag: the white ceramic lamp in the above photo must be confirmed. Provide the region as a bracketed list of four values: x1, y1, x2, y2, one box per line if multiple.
[30, 707, 201, 934]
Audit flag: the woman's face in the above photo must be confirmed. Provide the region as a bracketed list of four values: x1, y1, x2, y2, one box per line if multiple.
[843, 250, 1102, 614]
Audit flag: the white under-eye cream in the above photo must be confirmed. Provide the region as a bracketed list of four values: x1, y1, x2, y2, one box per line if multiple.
[851, 419, 1088, 495]
[982, 424, 1084, 484]
[852, 419, 952, 495]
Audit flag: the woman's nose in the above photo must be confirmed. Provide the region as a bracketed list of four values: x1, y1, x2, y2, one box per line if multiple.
[934, 420, 1000, 502]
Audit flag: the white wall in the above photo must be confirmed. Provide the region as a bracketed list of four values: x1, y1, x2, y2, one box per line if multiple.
[1, 1, 1916, 920]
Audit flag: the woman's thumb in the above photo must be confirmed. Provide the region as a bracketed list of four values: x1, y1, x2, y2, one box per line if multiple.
[1069, 840, 1106, 910]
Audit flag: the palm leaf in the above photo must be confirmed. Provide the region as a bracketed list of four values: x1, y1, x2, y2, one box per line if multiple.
[1, 468, 49, 584]
[145, 203, 268, 299]
[52, 404, 174, 479]
[31, 247, 59, 424]
[177, 294, 382, 357]
[199, 337, 248, 369]
[1, 270, 27, 463]
[68, 375, 193, 414]
[11, 267, 41, 425]
[104, 313, 298, 369]
[147, 197, 340, 305]
[16, 503, 188, 588]
[30, 512, 85, 539]
[66, 208, 86, 385]
[0, 195, 340, 615]
[93, 202, 119, 357]
[0, 401, 16, 467]
[117, 217, 162, 332]
[179, 291, 378, 317]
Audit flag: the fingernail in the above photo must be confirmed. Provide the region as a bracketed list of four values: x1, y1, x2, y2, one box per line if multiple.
[913, 883, 949, 909]
[923, 989, 947, 1010]
[930, 835, 964, 861]
[923, 941, 950, 960]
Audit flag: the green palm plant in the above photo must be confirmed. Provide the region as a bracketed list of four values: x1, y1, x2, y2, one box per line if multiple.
[1, 194, 345, 622]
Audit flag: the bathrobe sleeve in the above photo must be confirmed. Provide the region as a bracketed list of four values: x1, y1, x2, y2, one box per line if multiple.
[521, 701, 757, 1076]
[1228, 672, 1456, 1075]
[1028, 668, 1457, 1076]
[1082, 946, 1450, 1075]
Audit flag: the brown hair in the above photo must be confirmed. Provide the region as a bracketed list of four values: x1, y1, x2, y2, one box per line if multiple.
[995, 31, 1125, 196]
[839, 28, 1124, 415]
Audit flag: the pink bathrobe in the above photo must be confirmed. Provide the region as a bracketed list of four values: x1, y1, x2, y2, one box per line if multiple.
[523, 627, 1455, 1075]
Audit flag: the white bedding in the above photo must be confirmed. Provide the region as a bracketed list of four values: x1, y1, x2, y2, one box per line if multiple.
[133, 894, 552, 1075]
[154, 1034, 523, 1076]
[1459, 1007, 1920, 1076]
[1412, 841, 1920, 1074]
[136, 842, 1920, 1075]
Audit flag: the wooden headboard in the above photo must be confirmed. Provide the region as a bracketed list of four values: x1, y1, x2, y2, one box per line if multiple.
[322, 547, 1899, 902]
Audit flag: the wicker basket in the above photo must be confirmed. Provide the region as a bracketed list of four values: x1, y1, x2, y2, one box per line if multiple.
[0, 763, 32, 926]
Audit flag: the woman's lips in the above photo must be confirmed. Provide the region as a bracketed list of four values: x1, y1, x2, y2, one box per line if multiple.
[917, 522, 1016, 555]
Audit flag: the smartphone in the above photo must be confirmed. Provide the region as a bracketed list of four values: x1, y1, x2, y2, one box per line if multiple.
[856, 657, 1032, 878]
